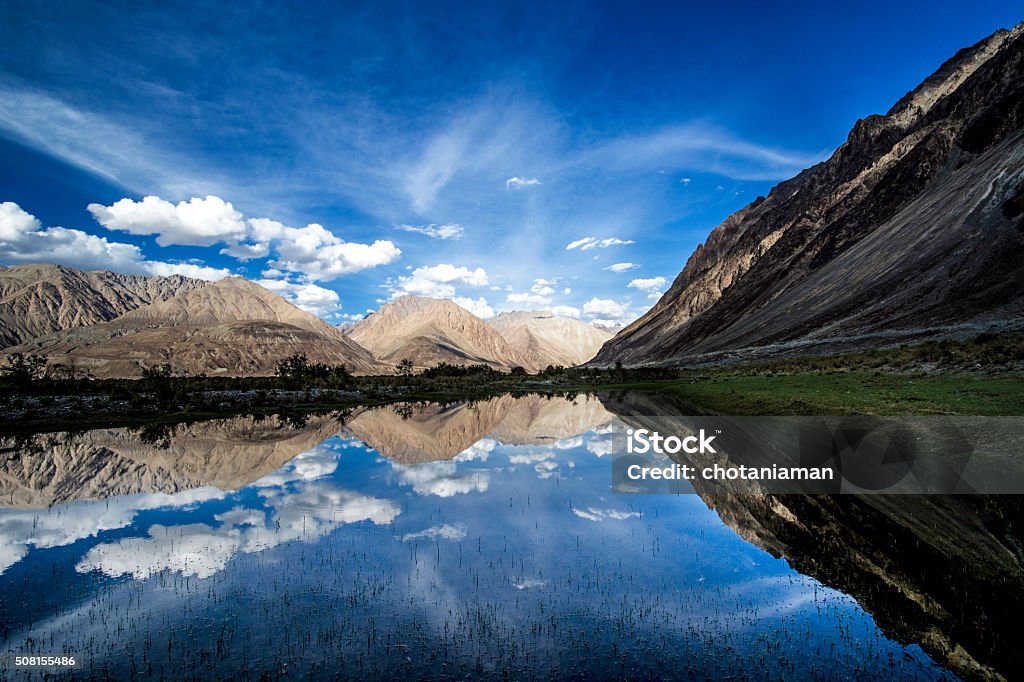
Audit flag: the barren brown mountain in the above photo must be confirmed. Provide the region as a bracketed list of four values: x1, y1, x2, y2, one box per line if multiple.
[488, 311, 611, 370]
[348, 295, 524, 370]
[6, 277, 387, 377]
[0, 263, 206, 348]
[593, 24, 1024, 366]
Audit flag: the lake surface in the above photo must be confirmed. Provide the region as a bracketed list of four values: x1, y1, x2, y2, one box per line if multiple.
[0, 394, 994, 679]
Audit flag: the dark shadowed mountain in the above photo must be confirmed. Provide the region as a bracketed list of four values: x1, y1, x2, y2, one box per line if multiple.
[594, 24, 1024, 367]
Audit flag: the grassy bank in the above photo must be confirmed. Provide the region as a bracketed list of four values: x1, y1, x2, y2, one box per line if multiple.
[554, 333, 1024, 415]
[597, 371, 1024, 416]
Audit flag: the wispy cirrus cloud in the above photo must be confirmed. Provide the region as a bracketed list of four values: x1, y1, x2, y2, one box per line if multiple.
[566, 237, 635, 251]
[0, 86, 231, 199]
[0, 67, 824, 324]
[578, 122, 824, 181]
[505, 176, 541, 190]
[396, 223, 464, 240]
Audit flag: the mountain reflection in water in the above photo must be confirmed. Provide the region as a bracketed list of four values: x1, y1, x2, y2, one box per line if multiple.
[0, 393, 1013, 680]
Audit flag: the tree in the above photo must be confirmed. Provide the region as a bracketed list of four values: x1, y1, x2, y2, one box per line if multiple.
[140, 363, 176, 402]
[275, 353, 353, 389]
[395, 358, 415, 376]
[0, 353, 47, 384]
[276, 353, 311, 381]
[46, 361, 92, 381]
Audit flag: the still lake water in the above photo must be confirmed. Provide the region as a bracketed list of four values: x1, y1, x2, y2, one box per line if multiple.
[0, 395, 961, 679]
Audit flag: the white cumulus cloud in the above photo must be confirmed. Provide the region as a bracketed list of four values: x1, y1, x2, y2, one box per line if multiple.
[401, 523, 468, 542]
[75, 481, 399, 580]
[452, 296, 495, 319]
[550, 305, 581, 319]
[248, 218, 401, 281]
[88, 195, 247, 247]
[255, 279, 342, 318]
[531, 279, 556, 296]
[0, 487, 226, 576]
[84, 196, 401, 282]
[605, 262, 639, 273]
[572, 507, 640, 522]
[628, 277, 667, 291]
[0, 201, 230, 280]
[391, 263, 489, 298]
[454, 438, 497, 462]
[506, 292, 552, 307]
[583, 297, 631, 318]
[392, 461, 490, 497]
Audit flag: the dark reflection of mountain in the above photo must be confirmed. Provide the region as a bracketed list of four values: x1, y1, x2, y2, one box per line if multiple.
[602, 391, 1024, 682]
[343, 394, 614, 463]
[0, 414, 343, 507]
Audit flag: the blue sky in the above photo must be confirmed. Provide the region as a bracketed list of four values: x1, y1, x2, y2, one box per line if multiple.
[0, 1, 1020, 325]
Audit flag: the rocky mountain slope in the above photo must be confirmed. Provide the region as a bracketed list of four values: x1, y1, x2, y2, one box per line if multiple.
[348, 295, 524, 370]
[6, 277, 386, 377]
[0, 263, 206, 348]
[488, 310, 611, 370]
[593, 24, 1024, 366]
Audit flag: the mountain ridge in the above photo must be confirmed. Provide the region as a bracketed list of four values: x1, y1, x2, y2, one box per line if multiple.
[348, 295, 524, 370]
[6, 276, 387, 377]
[0, 263, 207, 349]
[488, 310, 611, 370]
[349, 295, 611, 372]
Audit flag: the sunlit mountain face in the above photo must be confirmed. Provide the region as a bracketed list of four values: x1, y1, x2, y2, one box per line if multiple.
[3, 395, 1014, 679]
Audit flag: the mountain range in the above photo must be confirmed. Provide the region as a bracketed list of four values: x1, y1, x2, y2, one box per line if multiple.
[346, 295, 609, 372]
[488, 310, 610, 371]
[594, 24, 1024, 366]
[347, 295, 523, 370]
[4, 275, 386, 377]
[0, 413, 343, 507]
[0, 266, 609, 376]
